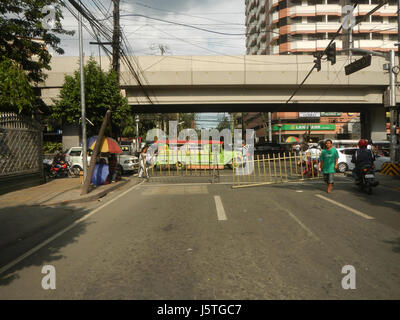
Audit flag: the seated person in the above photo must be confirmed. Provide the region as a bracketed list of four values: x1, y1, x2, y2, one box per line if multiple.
[351, 139, 375, 184]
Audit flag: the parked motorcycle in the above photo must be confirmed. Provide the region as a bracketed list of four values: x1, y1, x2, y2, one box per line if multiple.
[356, 166, 379, 194]
[48, 160, 80, 179]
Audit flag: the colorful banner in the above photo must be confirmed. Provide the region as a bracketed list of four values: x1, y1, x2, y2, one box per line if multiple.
[321, 112, 342, 117]
[272, 124, 336, 131]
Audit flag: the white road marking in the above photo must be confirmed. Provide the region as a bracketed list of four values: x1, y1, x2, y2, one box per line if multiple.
[270, 199, 320, 242]
[0, 181, 145, 276]
[214, 195, 227, 221]
[316, 194, 374, 220]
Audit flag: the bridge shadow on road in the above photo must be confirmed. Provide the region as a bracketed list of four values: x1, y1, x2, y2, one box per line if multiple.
[0, 203, 91, 287]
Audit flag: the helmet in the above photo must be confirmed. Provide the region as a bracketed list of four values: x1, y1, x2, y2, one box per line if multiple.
[358, 139, 368, 148]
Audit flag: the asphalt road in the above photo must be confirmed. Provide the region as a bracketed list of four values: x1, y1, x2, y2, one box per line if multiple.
[0, 175, 399, 299]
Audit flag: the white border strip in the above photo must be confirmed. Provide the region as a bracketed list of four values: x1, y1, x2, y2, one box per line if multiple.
[0, 181, 145, 275]
[214, 195, 227, 221]
[316, 194, 374, 220]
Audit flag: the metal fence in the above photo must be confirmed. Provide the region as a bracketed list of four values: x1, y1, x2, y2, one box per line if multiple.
[148, 149, 223, 183]
[232, 153, 322, 188]
[0, 113, 44, 193]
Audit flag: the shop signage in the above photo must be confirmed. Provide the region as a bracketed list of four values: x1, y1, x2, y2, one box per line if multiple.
[299, 112, 320, 118]
[321, 112, 342, 117]
[272, 124, 336, 131]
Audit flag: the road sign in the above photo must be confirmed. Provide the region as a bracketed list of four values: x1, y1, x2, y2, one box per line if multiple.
[345, 55, 372, 75]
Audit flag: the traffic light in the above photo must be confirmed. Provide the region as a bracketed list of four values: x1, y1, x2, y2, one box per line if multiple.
[313, 51, 322, 71]
[326, 42, 336, 65]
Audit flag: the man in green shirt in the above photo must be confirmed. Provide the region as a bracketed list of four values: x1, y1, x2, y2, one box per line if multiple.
[319, 139, 339, 193]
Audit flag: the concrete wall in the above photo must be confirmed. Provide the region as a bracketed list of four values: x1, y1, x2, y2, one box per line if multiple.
[62, 124, 80, 150]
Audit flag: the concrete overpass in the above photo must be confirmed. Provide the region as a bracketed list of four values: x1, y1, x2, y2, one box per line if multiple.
[39, 55, 399, 139]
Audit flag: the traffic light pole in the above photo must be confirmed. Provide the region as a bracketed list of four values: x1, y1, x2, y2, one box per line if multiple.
[347, 48, 398, 162]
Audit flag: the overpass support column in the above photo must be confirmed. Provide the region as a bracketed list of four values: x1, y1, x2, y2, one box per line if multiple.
[361, 108, 387, 141]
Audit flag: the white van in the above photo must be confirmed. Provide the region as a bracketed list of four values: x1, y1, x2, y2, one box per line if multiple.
[336, 147, 390, 173]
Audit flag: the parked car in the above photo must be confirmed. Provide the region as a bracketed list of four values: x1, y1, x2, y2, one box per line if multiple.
[254, 142, 290, 157]
[64, 147, 92, 174]
[64, 146, 139, 174]
[336, 147, 390, 173]
[119, 144, 139, 173]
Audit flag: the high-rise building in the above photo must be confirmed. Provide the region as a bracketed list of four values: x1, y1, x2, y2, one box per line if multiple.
[244, 0, 397, 143]
[245, 0, 398, 55]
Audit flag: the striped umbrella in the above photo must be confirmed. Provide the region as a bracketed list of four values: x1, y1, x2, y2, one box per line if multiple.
[285, 136, 299, 143]
[88, 136, 122, 154]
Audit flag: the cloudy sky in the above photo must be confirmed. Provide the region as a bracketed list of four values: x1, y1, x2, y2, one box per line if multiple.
[56, 0, 246, 57]
[53, 1, 245, 128]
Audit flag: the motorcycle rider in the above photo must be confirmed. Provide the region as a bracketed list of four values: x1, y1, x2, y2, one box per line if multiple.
[351, 139, 375, 184]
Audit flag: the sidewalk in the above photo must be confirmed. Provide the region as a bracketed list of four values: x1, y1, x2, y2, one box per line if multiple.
[0, 176, 136, 208]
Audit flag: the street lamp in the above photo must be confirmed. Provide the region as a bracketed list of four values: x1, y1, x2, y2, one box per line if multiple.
[135, 114, 139, 152]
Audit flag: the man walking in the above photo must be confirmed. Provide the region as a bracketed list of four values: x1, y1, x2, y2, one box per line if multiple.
[319, 139, 339, 193]
[138, 145, 149, 180]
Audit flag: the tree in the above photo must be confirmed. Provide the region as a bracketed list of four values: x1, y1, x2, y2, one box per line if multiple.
[0, 57, 35, 114]
[217, 116, 230, 131]
[0, 0, 74, 83]
[51, 58, 130, 136]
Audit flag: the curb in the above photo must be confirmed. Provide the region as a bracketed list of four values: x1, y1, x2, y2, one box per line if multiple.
[45, 177, 138, 206]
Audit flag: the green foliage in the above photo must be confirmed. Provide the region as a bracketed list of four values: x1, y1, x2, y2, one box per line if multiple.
[52, 58, 130, 136]
[43, 141, 62, 154]
[179, 113, 195, 129]
[216, 116, 230, 131]
[0, 0, 74, 83]
[0, 57, 35, 113]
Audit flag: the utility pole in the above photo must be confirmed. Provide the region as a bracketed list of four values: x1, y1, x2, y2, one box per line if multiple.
[268, 112, 272, 142]
[78, 0, 87, 182]
[389, 50, 398, 163]
[112, 0, 120, 84]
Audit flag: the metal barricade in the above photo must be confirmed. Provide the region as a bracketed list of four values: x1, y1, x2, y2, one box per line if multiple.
[232, 152, 322, 188]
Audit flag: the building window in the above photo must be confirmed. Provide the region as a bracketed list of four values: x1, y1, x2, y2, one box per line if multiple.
[371, 16, 383, 23]
[389, 16, 397, 23]
[353, 33, 370, 40]
[389, 34, 397, 41]
[327, 15, 340, 23]
[371, 33, 384, 40]
[290, 16, 302, 24]
[307, 16, 324, 23]
[308, 0, 324, 4]
[291, 34, 303, 41]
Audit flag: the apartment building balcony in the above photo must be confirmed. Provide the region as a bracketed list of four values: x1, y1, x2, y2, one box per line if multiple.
[290, 23, 316, 34]
[379, 5, 397, 15]
[257, 2, 265, 16]
[290, 5, 315, 16]
[315, 4, 341, 15]
[316, 22, 340, 32]
[355, 22, 397, 33]
[354, 39, 397, 50]
[290, 40, 343, 51]
[271, 0, 279, 7]
[272, 10, 279, 23]
[272, 46, 280, 54]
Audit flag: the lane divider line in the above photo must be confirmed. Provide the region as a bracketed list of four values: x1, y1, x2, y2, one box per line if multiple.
[214, 195, 227, 221]
[0, 181, 145, 276]
[316, 194, 374, 220]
